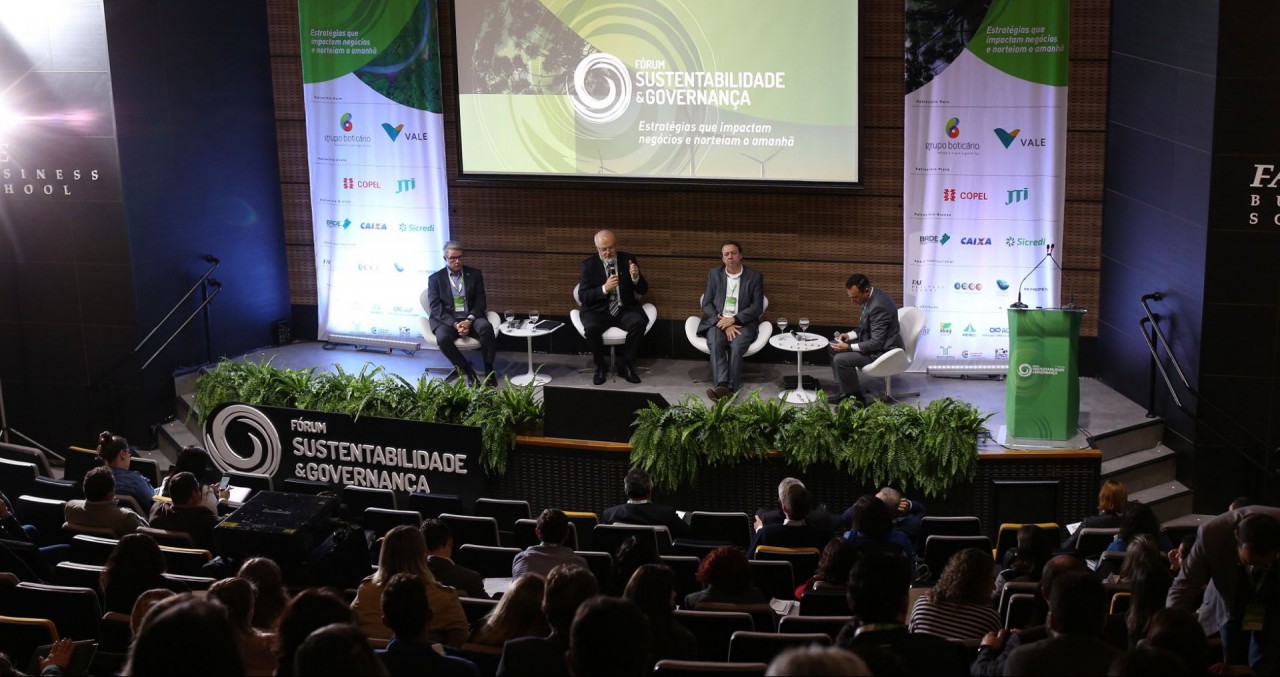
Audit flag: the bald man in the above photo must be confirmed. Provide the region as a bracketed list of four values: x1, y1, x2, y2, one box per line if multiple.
[578, 230, 649, 385]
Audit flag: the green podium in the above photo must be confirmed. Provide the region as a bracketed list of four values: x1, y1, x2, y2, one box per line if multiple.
[1005, 308, 1085, 441]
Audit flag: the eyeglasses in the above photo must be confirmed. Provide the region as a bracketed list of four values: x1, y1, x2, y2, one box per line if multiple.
[446, 256, 463, 261]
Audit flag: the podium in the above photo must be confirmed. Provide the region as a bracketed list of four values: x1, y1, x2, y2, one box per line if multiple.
[1005, 308, 1086, 442]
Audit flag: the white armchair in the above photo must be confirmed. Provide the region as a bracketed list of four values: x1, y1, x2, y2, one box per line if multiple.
[569, 284, 658, 380]
[417, 288, 500, 381]
[683, 295, 773, 382]
[858, 306, 926, 401]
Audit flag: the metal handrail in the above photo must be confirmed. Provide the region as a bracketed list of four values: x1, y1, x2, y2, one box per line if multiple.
[134, 255, 220, 353]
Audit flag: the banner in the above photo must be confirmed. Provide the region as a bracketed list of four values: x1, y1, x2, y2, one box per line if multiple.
[902, 0, 1069, 369]
[299, 0, 451, 341]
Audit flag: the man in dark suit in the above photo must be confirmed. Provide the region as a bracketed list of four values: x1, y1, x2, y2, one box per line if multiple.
[375, 573, 481, 676]
[698, 241, 765, 400]
[425, 241, 496, 384]
[757, 477, 835, 532]
[602, 468, 689, 538]
[578, 230, 649, 385]
[497, 564, 598, 677]
[749, 482, 832, 557]
[830, 273, 904, 404]
[836, 486, 926, 542]
[421, 518, 486, 599]
[1002, 570, 1121, 676]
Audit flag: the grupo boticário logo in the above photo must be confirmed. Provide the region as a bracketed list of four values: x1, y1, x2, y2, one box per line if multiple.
[945, 117, 961, 138]
[569, 52, 632, 124]
[340, 113, 353, 132]
[204, 404, 282, 477]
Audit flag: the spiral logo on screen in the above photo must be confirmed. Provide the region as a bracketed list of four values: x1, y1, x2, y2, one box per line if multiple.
[205, 404, 282, 477]
[340, 113, 353, 132]
[569, 53, 632, 124]
[945, 117, 960, 138]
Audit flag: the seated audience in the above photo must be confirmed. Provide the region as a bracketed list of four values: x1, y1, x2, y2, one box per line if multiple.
[207, 577, 276, 674]
[601, 468, 689, 537]
[96, 430, 155, 515]
[422, 518, 487, 598]
[842, 493, 913, 557]
[795, 537, 858, 600]
[973, 555, 1089, 676]
[497, 563, 598, 677]
[908, 547, 1001, 640]
[1105, 533, 1166, 585]
[351, 524, 468, 646]
[468, 573, 549, 648]
[766, 645, 871, 676]
[748, 482, 831, 557]
[1003, 571, 1121, 676]
[275, 589, 355, 677]
[512, 509, 588, 579]
[64, 465, 147, 536]
[1106, 500, 1173, 553]
[0, 489, 58, 582]
[1123, 550, 1174, 647]
[835, 549, 968, 675]
[149, 471, 219, 549]
[293, 623, 386, 677]
[683, 545, 767, 609]
[376, 573, 480, 677]
[624, 564, 697, 666]
[993, 523, 1054, 604]
[130, 588, 179, 635]
[1144, 608, 1212, 676]
[1063, 478, 1127, 551]
[124, 597, 245, 676]
[238, 556, 287, 631]
[568, 596, 650, 677]
[757, 477, 835, 532]
[1108, 647, 1192, 676]
[610, 533, 661, 596]
[157, 445, 223, 512]
[101, 533, 188, 614]
[839, 486, 926, 544]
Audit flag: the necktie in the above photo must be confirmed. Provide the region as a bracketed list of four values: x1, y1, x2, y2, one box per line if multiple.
[608, 261, 621, 316]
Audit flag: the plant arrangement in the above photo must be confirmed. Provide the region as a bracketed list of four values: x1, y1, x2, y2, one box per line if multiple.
[630, 390, 992, 498]
[193, 358, 542, 474]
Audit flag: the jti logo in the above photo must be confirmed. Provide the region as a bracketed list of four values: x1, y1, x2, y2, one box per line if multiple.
[396, 178, 416, 194]
[1005, 187, 1029, 205]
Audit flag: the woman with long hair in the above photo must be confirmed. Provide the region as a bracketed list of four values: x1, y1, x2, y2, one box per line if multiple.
[908, 547, 1001, 640]
[683, 545, 767, 609]
[350, 525, 469, 646]
[467, 573, 549, 647]
[100, 533, 187, 614]
[795, 537, 859, 599]
[237, 557, 288, 631]
[275, 589, 354, 677]
[625, 564, 697, 665]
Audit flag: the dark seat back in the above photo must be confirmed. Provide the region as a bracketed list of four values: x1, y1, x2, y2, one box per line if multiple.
[454, 544, 520, 580]
[689, 512, 752, 549]
[0, 458, 38, 498]
[439, 514, 500, 548]
[408, 493, 464, 520]
[728, 630, 830, 664]
[361, 508, 422, 537]
[15, 495, 67, 546]
[673, 609, 754, 662]
[0, 443, 52, 477]
[7, 582, 102, 641]
[747, 559, 795, 601]
[923, 535, 992, 578]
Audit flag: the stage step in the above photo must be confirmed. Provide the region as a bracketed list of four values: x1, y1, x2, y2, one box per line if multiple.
[1164, 513, 1216, 535]
[1089, 419, 1165, 461]
[1100, 444, 1177, 493]
[158, 417, 200, 462]
[1130, 481, 1195, 524]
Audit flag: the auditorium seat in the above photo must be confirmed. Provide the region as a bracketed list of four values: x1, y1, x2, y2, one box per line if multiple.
[0, 615, 59, 669]
[569, 284, 659, 380]
[799, 589, 849, 616]
[563, 512, 599, 551]
[920, 515, 982, 541]
[158, 545, 212, 576]
[688, 511, 752, 549]
[576, 551, 614, 590]
[99, 610, 132, 654]
[224, 471, 273, 498]
[28, 477, 82, 502]
[3, 581, 102, 641]
[282, 478, 332, 496]
[342, 486, 396, 519]
[653, 660, 768, 677]
[660, 555, 702, 600]
[1096, 549, 1126, 580]
[15, 495, 67, 546]
[697, 602, 776, 633]
[728, 631, 831, 663]
[62, 446, 99, 486]
[777, 615, 853, 641]
[460, 597, 498, 625]
[593, 523, 668, 558]
[128, 457, 161, 487]
[439, 513, 501, 548]
[362, 507, 422, 537]
[923, 535, 992, 579]
[0, 458, 39, 498]
[1004, 593, 1037, 630]
[474, 498, 530, 544]
[454, 544, 521, 579]
[54, 562, 104, 599]
[993, 522, 1059, 563]
[673, 609, 755, 662]
[164, 573, 217, 591]
[858, 306, 926, 401]
[746, 559, 795, 601]
[1110, 591, 1131, 615]
[752, 546, 819, 586]
[69, 534, 118, 566]
[408, 492, 464, 520]
[1074, 527, 1120, 560]
[672, 539, 727, 559]
[514, 518, 579, 550]
[136, 526, 195, 549]
[996, 580, 1039, 624]
[0, 442, 53, 477]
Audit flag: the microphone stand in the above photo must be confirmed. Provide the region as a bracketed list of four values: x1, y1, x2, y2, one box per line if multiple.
[1010, 245, 1053, 309]
[1045, 245, 1078, 310]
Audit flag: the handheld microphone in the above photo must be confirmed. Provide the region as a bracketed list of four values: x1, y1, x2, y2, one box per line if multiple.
[1011, 244, 1052, 309]
[606, 258, 617, 279]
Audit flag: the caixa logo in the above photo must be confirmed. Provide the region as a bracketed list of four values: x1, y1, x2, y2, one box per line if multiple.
[959, 237, 992, 245]
[360, 222, 387, 230]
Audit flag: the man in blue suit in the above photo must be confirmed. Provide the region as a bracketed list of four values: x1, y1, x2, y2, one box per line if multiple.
[830, 273, 903, 405]
[698, 241, 765, 400]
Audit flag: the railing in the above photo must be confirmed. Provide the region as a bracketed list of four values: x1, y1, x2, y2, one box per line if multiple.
[134, 255, 222, 372]
[1140, 292, 1278, 478]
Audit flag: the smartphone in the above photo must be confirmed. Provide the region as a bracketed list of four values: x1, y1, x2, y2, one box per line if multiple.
[218, 475, 232, 491]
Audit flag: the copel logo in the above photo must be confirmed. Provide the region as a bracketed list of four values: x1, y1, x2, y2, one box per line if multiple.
[340, 113, 353, 132]
[343, 178, 381, 190]
[944, 188, 988, 201]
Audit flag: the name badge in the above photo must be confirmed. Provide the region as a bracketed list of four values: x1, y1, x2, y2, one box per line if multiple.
[453, 295, 466, 312]
[725, 295, 737, 306]
[1244, 602, 1267, 632]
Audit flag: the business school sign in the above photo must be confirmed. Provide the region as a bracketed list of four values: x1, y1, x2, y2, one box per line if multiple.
[203, 403, 485, 500]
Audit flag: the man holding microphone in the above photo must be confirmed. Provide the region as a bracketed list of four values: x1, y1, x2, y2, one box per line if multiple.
[578, 230, 649, 385]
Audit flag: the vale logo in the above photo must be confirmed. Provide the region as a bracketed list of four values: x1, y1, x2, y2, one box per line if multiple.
[381, 122, 404, 142]
[994, 127, 1021, 148]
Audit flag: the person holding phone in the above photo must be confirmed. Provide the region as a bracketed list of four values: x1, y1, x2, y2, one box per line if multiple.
[157, 446, 227, 515]
[829, 273, 903, 405]
[578, 229, 649, 385]
[150, 472, 219, 549]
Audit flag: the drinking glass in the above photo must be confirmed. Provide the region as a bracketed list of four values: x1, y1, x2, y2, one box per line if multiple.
[529, 309, 541, 326]
[504, 309, 515, 326]
[776, 317, 788, 334]
[833, 330, 843, 342]
[798, 317, 810, 333]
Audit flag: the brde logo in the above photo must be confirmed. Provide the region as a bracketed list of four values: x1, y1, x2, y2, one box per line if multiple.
[570, 53, 632, 124]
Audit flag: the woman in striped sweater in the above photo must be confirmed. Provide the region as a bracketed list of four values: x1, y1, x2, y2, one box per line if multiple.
[908, 547, 1002, 641]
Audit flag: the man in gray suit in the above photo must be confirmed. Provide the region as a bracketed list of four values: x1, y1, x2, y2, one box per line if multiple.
[830, 273, 903, 405]
[698, 241, 764, 400]
[425, 241, 496, 384]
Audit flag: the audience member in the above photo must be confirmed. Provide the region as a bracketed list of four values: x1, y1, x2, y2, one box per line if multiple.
[468, 573, 549, 648]
[497, 563, 598, 677]
[0, 489, 57, 582]
[1105, 533, 1166, 585]
[834, 549, 968, 675]
[375, 573, 480, 677]
[238, 557, 288, 631]
[207, 577, 276, 674]
[351, 525, 468, 645]
[683, 545, 767, 609]
[766, 645, 871, 676]
[842, 493, 913, 557]
[1108, 646, 1191, 676]
[512, 509, 588, 579]
[422, 518, 486, 598]
[795, 537, 858, 599]
[749, 482, 831, 557]
[567, 596, 650, 677]
[1144, 607, 1212, 676]
[157, 445, 223, 512]
[149, 471, 219, 549]
[124, 597, 245, 676]
[101, 533, 188, 614]
[610, 533, 660, 596]
[601, 468, 689, 537]
[129, 588, 179, 635]
[1003, 571, 1120, 676]
[293, 623, 386, 677]
[973, 554, 1090, 676]
[1064, 478, 1128, 551]
[993, 524, 1054, 604]
[1123, 550, 1174, 646]
[95, 430, 155, 515]
[624, 564, 697, 666]
[1106, 501, 1172, 553]
[839, 487, 926, 543]
[275, 588, 355, 677]
[758, 477, 835, 532]
[63, 465, 147, 536]
[908, 547, 1001, 640]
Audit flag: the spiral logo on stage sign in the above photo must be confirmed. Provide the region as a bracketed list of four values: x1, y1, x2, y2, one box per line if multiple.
[1017, 363, 1033, 377]
[205, 404, 282, 477]
[569, 53, 631, 124]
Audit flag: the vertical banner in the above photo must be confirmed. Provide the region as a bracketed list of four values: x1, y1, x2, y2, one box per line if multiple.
[299, 0, 450, 341]
[902, 0, 1068, 369]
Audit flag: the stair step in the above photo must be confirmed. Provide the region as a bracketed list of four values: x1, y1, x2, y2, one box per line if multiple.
[158, 419, 201, 461]
[1088, 418, 1165, 461]
[1130, 481, 1195, 524]
[1163, 513, 1217, 534]
[1100, 444, 1178, 492]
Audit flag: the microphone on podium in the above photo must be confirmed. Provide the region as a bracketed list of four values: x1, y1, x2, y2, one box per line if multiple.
[1011, 244, 1053, 309]
[1044, 244, 1079, 310]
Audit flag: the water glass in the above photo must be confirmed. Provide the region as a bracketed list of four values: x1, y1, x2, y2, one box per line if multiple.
[504, 309, 515, 325]
[529, 309, 541, 325]
[798, 317, 810, 333]
[776, 317, 788, 334]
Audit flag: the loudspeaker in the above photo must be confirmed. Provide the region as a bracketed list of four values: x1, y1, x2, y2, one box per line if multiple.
[272, 319, 292, 346]
[542, 386, 669, 443]
[215, 490, 338, 562]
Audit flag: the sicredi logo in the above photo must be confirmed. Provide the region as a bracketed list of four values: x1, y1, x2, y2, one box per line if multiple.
[1005, 236, 1047, 248]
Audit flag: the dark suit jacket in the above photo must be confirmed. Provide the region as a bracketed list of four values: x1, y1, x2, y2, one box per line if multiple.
[838, 499, 926, 541]
[602, 501, 689, 537]
[428, 556, 486, 599]
[697, 265, 764, 334]
[854, 287, 904, 357]
[496, 632, 569, 677]
[835, 624, 968, 676]
[1002, 633, 1120, 676]
[578, 252, 648, 315]
[427, 265, 489, 332]
[376, 638, 481, 677]
[758, 508, 835, 534]
[748, 523, 832, 558]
